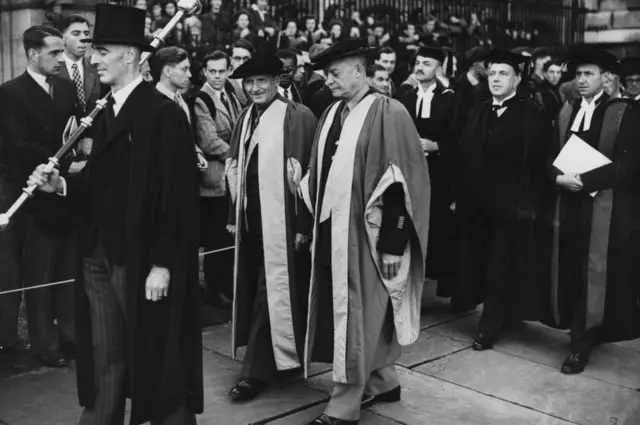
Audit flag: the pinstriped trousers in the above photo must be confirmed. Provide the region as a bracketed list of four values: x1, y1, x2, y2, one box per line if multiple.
[78, 246, 197, 425]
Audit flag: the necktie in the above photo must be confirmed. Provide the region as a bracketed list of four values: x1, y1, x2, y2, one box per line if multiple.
[71, 63, 86, 110]
[284, 88, 290, 100]
[220, 91, 231, 114]
[46, 76, 54, 99]
[174, 92, 190, 123]
[104, 96, 116, 133]
[416, 97, 424, 118]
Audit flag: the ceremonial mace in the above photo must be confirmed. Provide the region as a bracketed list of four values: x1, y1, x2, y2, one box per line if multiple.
[0, 0, 202, 231]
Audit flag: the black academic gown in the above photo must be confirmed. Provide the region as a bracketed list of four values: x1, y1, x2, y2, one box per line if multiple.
[542, 96, 640, 345]
[396, 82, 458, 281]
[68, 82, 202, 424]
[452, 94, 550, 324]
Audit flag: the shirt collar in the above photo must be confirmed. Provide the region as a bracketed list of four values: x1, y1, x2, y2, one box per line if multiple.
[63, 54, 83, 71]
[581, 90, 604, 107]
[26, 68, 48, 89]
[155, 82, 178, 100]
[112, 76, 144, 108]
[417, 82, 437, 97]
[205, 82, 225, 97]
[492, 91, 517, 107]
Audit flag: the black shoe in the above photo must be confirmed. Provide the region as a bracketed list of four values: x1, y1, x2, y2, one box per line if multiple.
[207, 291, 233, 309]
[361, 385, 401, 407]
[306, 414, 358, 425]
[561, 353, 588, 374]
[229, 377, 267, 402]
[36, 352, 68, 368]
[472, 334, 495, 351]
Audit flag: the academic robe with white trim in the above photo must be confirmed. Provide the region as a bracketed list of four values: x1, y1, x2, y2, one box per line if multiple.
[300, 93, 431, 385]
[225, 97, 317, 371]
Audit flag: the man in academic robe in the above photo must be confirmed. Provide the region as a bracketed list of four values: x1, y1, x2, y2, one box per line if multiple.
[454, 46, 490, 123]
[396, 46, 458, 298]
[300, 38, 431, 425]
[28, 5, 202, 424]
[452, 50, 550, 351]
[224, 53, 317, 402]
[545, 49, 640, 374]
[0, 25, 80, 367]
[306, 43, 334, 118]
[620, 57, 640, 101]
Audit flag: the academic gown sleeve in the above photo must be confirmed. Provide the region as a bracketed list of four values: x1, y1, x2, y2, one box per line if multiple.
[579, 106, 640, 193]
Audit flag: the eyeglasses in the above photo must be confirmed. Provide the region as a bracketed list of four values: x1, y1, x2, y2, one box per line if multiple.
[625, 77, 640, 85]
[281, 67, 295, 74]
[233, 56, 250, 62]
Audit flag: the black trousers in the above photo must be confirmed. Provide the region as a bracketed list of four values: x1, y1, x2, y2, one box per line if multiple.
[79, 242, 196, 425]
[199, 196, 234, 298]
[457, 211, 517, 340]
[240, 233, 277, 383]
[0, 176, 75, 352]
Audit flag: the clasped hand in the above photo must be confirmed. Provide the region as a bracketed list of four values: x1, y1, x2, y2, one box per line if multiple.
[381, 253, 402, 280]
[146, 266, 170, 302]
[556, 174, 583, 192]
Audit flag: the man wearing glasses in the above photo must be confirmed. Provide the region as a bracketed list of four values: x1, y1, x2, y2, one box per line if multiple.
[621, 57, 640, 101]
[229, 39, 254, 106]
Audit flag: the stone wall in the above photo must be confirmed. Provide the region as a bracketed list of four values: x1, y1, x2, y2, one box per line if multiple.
[0, 1, 98, 83]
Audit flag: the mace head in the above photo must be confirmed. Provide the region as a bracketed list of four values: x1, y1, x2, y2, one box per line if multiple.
[177, 0, 202, 16]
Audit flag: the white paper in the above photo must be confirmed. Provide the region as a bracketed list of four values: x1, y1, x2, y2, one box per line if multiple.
[553, 134, 612, 198]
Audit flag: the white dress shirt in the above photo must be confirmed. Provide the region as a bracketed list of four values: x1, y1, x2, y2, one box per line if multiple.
[155, 83, 191, 122]
[491, 91, 517, 118]
[63, 55, 84, 83]
[570, 90, 604, 132]
[416, 83, 436, 118]
[26, 68, 50, 94]
[278, 85, 292, 100]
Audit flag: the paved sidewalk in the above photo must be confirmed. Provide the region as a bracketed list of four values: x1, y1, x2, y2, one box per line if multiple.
[1, 282, 639, 425]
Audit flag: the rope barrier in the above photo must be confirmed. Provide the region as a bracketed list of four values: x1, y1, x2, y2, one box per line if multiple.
[0, 246, 235, 296]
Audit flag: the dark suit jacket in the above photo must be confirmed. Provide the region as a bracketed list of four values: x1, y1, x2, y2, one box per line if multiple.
[0, 71, 79, 228]
[245, 6, 275, 32]
[456, 95, 549, 221]
[58, 58, 101, 113]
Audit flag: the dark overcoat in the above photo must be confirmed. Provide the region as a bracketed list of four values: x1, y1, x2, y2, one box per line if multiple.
[69, 82, 202, 424]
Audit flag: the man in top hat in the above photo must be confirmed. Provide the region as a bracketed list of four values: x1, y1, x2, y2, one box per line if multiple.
[300, 38, 430, 425]
[27, 4, 203, 424]
[396, 46, 458, 297]
[620, 57, 640, 101]
[545, 49, 640, 374]
[452, 50, 549, 351]
[224, 52, 317, 402]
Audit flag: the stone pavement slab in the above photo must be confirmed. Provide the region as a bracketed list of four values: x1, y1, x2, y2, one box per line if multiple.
[268, 403, 401, 425]
[613, 339, 640, 353]
[416, 348, 640, 425]
[397, 331, 469, 368]
[419, 280, 477, 330]
[0, 367, 82, 425]
[305, 366, 574, 425]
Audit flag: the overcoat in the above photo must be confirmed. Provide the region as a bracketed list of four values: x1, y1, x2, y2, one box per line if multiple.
[68, 82, 202, 424]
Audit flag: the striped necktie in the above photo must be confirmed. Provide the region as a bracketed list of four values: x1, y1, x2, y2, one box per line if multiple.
[45, 76, 54, 99]
[71, 63, 86, 110]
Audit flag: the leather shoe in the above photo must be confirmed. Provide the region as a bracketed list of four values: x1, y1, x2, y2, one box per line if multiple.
[229, 377, 267, 402]
[561, 353, 588, 374]
[306, 414, 358, 425]
[472, 334, 495, 351]
[207, 291, 233, 309]
[37, 353, 68, 368]
[361, 385, 401, 407]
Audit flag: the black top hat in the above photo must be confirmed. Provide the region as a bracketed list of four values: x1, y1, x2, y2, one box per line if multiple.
[566, 49, 619, 74]
[82, 4, 154, 51]
[310, 38, 377, 70]
[620, 57, 640, 77]
[231, 54, 283, 79]
[485, 49, 528, 75]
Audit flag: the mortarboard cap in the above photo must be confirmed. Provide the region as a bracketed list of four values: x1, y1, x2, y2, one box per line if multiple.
[484, 49, 528, 75]
[414, 46, 446, 63]
[566, 49, 619, 73]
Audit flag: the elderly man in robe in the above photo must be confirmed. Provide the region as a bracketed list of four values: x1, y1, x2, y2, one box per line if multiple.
[300, 38, 431, 425]
[225, 53, 317, 401]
